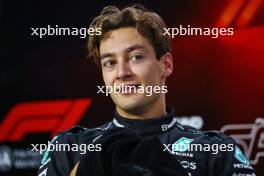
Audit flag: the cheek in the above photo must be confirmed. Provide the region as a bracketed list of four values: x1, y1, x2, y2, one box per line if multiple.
[132, 62, 162, 83]
[102, 71, 114, 86]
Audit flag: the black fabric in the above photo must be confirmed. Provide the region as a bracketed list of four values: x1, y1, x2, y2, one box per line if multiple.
[113, 106, 175, 134]
[38, 106, 256, 176]
[77, 128, 188, 176]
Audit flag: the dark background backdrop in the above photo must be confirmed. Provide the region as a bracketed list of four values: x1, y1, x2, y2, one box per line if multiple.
[0, 0, 263, 175]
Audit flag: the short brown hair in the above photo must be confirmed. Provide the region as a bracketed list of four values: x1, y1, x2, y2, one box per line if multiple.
[87, 4, 171, 66]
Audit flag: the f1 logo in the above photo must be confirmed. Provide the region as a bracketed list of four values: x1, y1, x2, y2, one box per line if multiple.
[0, 98, 92, 142]
[220, 118, 264, 165]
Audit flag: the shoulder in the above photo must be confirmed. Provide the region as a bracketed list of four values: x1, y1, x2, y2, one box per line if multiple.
[52, 121, 115, 143]
[39, 122, 114, 167]
[175, 122, 235, 144]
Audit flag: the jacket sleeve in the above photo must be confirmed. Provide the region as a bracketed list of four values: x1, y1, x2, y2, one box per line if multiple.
[37, 134, 74, 176]
[222, 143, 255, 176]
[207, 132, 255, 176]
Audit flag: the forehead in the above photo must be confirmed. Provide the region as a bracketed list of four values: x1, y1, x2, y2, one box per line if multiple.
[99, 27, 152, 55]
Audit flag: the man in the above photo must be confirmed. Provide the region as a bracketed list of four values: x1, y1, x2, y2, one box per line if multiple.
[38, 5, 255, 176]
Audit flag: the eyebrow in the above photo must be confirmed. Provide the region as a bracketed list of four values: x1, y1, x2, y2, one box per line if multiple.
[126, 44, 146, 53]
[100, 53, 114, 61]
[100, 44, 147, 60]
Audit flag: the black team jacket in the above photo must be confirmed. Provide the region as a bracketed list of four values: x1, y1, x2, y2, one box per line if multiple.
[38, 106, 255, 176]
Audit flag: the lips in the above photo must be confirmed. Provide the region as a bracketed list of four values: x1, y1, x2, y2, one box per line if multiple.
[115, 83, 140, 94]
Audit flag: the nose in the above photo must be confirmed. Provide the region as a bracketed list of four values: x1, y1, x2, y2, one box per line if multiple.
[116, 60, 132, 81]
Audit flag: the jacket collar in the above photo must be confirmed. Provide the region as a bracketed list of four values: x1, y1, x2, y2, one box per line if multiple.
[112, 106, 178, 134]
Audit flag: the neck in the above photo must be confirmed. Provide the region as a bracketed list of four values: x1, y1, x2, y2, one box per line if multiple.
[116, 95, 166, 120]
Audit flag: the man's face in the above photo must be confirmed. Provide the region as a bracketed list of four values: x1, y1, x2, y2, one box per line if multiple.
[99, 27, 169, 113]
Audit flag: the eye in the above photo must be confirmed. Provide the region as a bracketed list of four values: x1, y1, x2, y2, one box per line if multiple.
[131, 54, 143, 61]
[103, 59, 116, 68]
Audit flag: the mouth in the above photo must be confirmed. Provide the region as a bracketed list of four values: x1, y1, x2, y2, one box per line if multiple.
[115, 83, 141, 94]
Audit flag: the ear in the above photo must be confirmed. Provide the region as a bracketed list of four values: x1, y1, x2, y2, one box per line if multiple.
[160, 52, 173, 77]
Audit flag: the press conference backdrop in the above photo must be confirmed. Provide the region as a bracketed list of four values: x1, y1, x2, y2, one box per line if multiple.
[1, 0, 263, 175]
